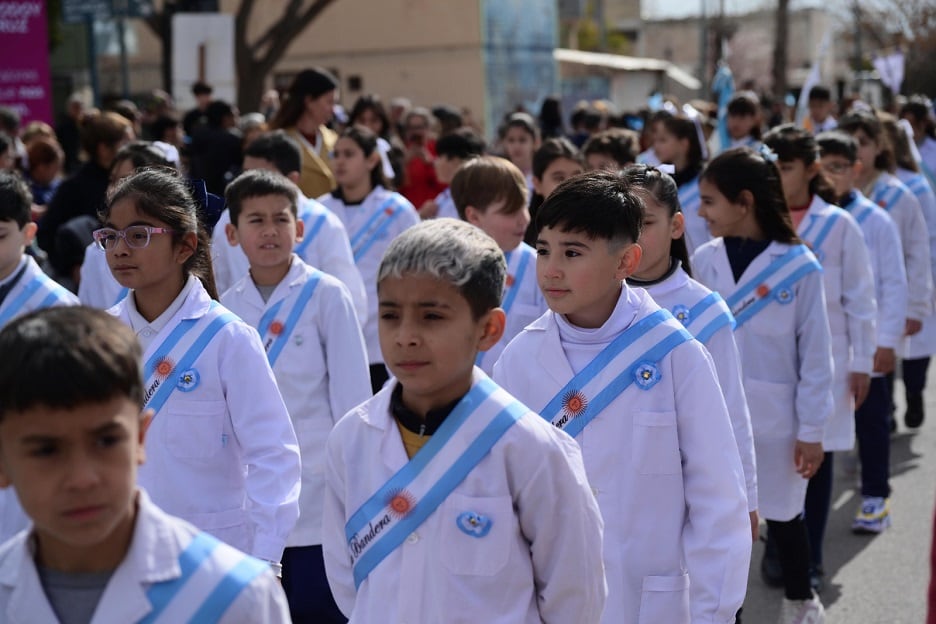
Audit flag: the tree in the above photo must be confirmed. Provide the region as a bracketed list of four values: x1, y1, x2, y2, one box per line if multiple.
[144, 0, 341, 112]
[772, 0, 789, 100]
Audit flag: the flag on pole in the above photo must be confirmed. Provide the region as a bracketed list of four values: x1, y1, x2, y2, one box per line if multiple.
[712, 61, 734, 154]
[796, 28, 833, 128]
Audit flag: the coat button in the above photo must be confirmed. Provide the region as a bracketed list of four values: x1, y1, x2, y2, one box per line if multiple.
[406, 532, 419, 544]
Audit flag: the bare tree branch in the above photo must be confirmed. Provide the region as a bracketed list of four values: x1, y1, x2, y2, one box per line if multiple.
[255, 0, 338, 69]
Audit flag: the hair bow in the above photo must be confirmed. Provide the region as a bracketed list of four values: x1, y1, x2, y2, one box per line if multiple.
[758, 143, 779, 163]
[655, 163, 676, 175]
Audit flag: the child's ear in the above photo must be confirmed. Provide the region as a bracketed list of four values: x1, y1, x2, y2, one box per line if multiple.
[224, 223, 239, 247]
[287, 172, 301, 185]
[464, 205, 482, 226]
[137, 409, 153, 466]
[176, 231, 198, 265]
[22, 222, 37, 243]
[477, 308, 506, 352]
[294, 216, 305, 243]
[737, 189, 755, 213]
[671, 212, 686, 240]
[366, 150, 381, 171]
[617, 242, 643, 279]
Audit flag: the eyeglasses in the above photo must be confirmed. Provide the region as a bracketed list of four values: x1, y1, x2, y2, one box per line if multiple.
[92, 226, 175, 250]
[821, 162, 852, 175]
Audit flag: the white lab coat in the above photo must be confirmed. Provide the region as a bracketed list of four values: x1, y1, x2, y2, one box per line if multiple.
[110, 279, 301, 562]
[692, 239, 834, 521]
[494, 287, 751, 624]
[476, 242, 547, 374]
[212, 196, 368, 323]
[433, 187, 458, 220]
[797, 196, 877, 451]
[679, 175, 710, 256]
[869, 172, 933, 322]
[896, 169, 936, 358]
[322, 370, 606, 624]
[842, 191, 909, 368]
[318, 185, 420, 364]
[0, 490, 290, 624]
[221, 256, 371, 547]
[78, 242, 125, 309]
[635, 265, 758, 511]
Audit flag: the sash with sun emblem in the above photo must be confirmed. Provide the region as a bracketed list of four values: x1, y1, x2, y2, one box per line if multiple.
[675, 291, 736, 345]
[842, 193, 875, 225]
[869, 180, 903, 213]
[141, 301, 237, 415]
[476, 244, 534, 368]
[540, 309, 692, 438]
[0, 267, 74, 328]
[725, 244, 822, 329]
[798, 210, 842, 266]
[345, 376, 526, 588]
[295, 201, 329, 257]
[350, 195, 407, 262]
[256, 270, 323, 366]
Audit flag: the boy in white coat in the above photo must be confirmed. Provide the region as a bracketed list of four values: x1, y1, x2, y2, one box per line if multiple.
[494, 171, 751, 624]
[221, 169, 371, 622]
[451, 156, 547, 374]
[322, 219, 606, 623]
[0, 307, 290, 623]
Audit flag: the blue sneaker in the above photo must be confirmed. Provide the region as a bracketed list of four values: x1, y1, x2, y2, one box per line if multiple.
[852, 497, 891, 534]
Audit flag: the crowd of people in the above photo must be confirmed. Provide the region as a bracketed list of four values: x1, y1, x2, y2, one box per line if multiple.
[0, 64, 935, 623]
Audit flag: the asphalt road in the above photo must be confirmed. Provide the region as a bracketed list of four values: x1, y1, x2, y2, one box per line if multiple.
[741, 371, 936, 623]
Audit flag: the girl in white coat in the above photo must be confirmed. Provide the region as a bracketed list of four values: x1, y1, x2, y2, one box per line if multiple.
[97, 168, 301, 574]
[692, 147, 834, 623]
[764, 126, 877, 587]
[654, 114, 710, 255]
[318, 126, 420, 392]
[622, 164, 759, 542]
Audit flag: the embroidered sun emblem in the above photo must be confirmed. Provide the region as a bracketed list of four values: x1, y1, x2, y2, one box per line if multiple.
[878, 200, 887, 209]
[387, 490, 416, 519]
[562, 390, 588, 418]
[269, 320, 285, 336]
[756, 284, 770, 298]
[384, 207, 395, 216]
[154, 357, 174, 378]
[505, 274, 515, 287]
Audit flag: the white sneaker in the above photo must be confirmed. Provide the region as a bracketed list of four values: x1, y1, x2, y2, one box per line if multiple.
[778, 592, 825, 624]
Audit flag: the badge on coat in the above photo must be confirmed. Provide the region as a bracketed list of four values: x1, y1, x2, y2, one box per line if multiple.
[672, 304, 691, 325]
[561, 389, 588, 419]
[775, 287, 794, 305]
[177, 368, 200, 392]
[634, 362, 661, 390]
[456, 511, 493, 538]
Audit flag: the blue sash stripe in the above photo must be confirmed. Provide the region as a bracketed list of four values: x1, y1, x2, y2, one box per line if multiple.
[874, 185, 902, 212]
[266, 273, 322, 367]
[140, 532, 220, 624]
[0, 277, 44, 327]
[799, 215, 820, 241]
[143, 318, 201, 379]
[686, 292, 722, 324]
[695, 312, 736, 345]
[734, 262, 821, 328]
[678, 178, 700, 209]
[146, 311, 238, 415]
[808, 211, 841, 256]
[725, 245, 809, 310]
[38, 289, 65, 309]
[113, 287, 130, 307]
[186, 556, 269, 623]
[907, 175, 929, 196]
[921, 161, 936, 194]
[296, 212, 327, 257]
[352, 399, 526, 588]
[257, 300, 286, 339]
[843, 196, 874, 225]
[345, 379, 495, 541]
[684, 292, 736, 343]
[500, 250, 531, 315]
[351, 197, 402, 262]
[563, 328, 692, 439]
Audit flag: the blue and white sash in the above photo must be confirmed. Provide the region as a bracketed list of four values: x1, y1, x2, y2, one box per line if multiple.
[141, 302, 237, 415]
[871, 181, 903, 213]
[345, 377, 525, 588]
[256, 271, 322, 367]
[540, 309, 692, 438]
[296, 202, 328, 257]
[0, 272, 72, 327]
[674, 291, 736, 345]
[476, 245, 534, 366]
[799, 210, 842, 264]
[351, 196, 405, 262]
[678, 176, 701, 213]
[726, 244, 822, 328]
[113, 287, 130, 307]
[139, 532, 268, 623]
[904, 174, 932, 199]
[843, 194, 875, 225]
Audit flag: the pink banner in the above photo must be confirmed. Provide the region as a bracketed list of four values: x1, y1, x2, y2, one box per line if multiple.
[0, 1, 52, 125]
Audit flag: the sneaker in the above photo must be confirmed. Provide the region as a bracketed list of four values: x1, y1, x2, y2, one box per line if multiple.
[905, 393, 925, 428]
[852, 496, 892, 534]
[778, 592, 825, 624]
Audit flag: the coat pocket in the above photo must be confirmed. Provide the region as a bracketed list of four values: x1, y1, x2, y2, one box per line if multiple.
[165, 399, 226, 459]
[633, 410, 681, 475]
[440, 493, 513, 576]
[637, 573, 690, 624]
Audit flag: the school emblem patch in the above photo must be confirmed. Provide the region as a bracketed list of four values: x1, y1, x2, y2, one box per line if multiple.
[294, 333, 304, 346]
[456, 511, 493, 538]
[387, 490, 416, 519]
[672, 304, 691, 326]
[634, 362, 661, 390]
[177, 368, 200, 392]
[562, 389, 588, 419]
[775, 287, 794, 305]
[153, 357, 174, 379]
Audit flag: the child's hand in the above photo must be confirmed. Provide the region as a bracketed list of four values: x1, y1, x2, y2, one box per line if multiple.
[749, 510, 759, 542]
[794, 440, 823, 479]
[850, 372, 870, 409]
[906, 318, 923, 336]
[873, 347, 896, 374]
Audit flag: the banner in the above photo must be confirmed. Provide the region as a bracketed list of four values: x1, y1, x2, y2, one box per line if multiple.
[0, 1, 52, 124]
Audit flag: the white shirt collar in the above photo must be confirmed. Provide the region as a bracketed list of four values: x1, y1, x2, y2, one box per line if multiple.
[126, 275, 198, 340]
[0, 256, 28, 288]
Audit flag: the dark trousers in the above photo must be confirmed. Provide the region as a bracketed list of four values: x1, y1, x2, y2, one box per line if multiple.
[903, 356, 931, 397]
[282, 545, 347, 624]
[855, 377, 892, 498]
[369, 363, 390, 395]
[804, 452, 834, 568]
[767, 515, 813, 601]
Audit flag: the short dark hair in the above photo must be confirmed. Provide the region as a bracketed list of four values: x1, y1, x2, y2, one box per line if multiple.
[244, 130, 302, 176]
[535, 170, 642, 247]
[151, 115, 180, 142]
[205, 100, 236, 128]
[225, 168, 299, 225]
[582, 128, 639, 167]
[435, 127, 486, 161]
[0, 307, 144, 418]
[0, 170, 32, 227]
[112, 141, 174, 174]
[808, 86, 832, 102]
[0, 106, 20, 134]
[816, 130, 858, 163]
[450, 156, 527, 219]
[622, 164, 691, 275]
[192, 81, 213, 96]
[532, 137, 581, 179]
[727, 91, 760, 117]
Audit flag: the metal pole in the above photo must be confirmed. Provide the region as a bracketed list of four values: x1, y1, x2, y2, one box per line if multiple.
[700, 0, 709, 95]
[117, 16, 130, 99]
[86, 15, 100, 107]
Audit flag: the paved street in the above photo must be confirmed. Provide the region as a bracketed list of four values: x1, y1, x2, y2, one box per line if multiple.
[742, 370, 936, 623]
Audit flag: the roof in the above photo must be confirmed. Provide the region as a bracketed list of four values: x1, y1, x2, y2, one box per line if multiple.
[554, 48, 702, 90]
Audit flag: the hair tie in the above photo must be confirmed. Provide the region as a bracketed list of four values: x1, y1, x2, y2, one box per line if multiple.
[376, 137, 395, 180]
[152, 141, 180, 167]
[682, 104, 710, 161]
[758, 143, 779, 163]
[655, 163, 676, 175]
[898, 118, 924, 165]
